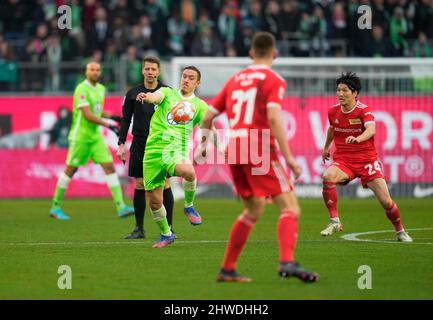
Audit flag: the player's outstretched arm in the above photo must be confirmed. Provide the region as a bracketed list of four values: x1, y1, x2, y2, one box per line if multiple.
[136, 91, 163, 105]
[322, 127, 334, 163]
[346, 123, 375, 144]
[267, 107, 301, 179]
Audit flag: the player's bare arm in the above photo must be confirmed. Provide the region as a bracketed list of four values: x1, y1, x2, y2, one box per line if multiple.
[101, 111, 111, 118]
[322, 127, 334, 163]
[267, 106, 301, 179]
[136, 91, 163, 105]
[345, 123, 375, 144]
[81, 106, 110, 127]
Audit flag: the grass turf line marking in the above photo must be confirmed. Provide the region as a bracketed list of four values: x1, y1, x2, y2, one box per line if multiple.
[341, 227, 433, 245]
[0, 239, 345, 247]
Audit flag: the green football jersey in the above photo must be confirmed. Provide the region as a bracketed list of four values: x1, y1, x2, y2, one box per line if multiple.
[68, 80, 106, 142]
[145, 87, 209, 157]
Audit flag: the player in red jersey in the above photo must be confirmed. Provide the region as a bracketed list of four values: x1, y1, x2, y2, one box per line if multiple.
[200, 32, 319, 283]
[320, 72, 412, 242]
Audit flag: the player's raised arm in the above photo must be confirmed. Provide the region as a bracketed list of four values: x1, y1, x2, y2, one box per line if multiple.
[267, 106, 301, 179]
[136, 90, 164, 105]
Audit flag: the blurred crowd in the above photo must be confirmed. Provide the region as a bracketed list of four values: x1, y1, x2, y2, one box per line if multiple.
[0, 0, 432, 90]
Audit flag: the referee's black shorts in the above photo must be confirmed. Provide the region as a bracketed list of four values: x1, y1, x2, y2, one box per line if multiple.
[128, 136, 147, 178]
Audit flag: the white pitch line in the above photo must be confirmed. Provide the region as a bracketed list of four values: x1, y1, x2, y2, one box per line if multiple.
[0, 239, 345, 247]
[341, 227, 433, 245]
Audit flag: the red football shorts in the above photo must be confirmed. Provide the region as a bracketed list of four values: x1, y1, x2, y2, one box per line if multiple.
[332, 158, 385, 187]
[229, 160, 294, 198]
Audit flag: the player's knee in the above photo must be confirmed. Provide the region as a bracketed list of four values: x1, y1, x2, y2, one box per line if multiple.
[282, 204, 301, 217]
[65, 167, 78, 178]
[149, 200, 162, 211]
[291, 205, 301, 217]
[184, 169, 196, 182]
[247, 209, 264, 220]
[249, 202, 265, 219]
[322, 172, 337, 183]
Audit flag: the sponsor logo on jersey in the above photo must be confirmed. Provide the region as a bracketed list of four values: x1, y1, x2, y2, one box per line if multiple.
[349, 118, 362, 125]
[334, 127, 362, 133]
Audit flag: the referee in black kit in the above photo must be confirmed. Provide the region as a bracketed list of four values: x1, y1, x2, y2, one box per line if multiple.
[117, 56, 174, 239]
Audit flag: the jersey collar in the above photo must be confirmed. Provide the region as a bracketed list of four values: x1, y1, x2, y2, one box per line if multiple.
[340, 100, 359, 114]
[178, 90, 195, 100]
[84, 80, 98, 88]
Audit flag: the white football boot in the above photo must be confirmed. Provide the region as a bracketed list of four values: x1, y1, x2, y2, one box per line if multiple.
[320, 220, 343, 236]
[396, 231, 413, 242]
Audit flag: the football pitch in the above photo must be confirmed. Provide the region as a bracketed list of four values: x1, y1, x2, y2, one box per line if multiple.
[0, 198, 432, 300]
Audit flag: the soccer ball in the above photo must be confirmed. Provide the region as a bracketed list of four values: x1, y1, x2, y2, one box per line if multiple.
[170, 101, 195, 124]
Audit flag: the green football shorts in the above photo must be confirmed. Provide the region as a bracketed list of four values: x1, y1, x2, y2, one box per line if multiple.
[143, 150, 185, 191]
[66, 134, 113, 167]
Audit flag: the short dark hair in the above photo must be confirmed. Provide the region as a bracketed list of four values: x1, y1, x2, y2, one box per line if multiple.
[251, 31, 276, 58]
[336, 71, 361, 93]
[143, 56, 160, 68]
[182, 65, 201, 81]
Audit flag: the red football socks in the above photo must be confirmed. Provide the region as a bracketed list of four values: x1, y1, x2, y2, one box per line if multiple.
[385, 202, 404, 232]
[278, 211, 298, 263]
[222, 212, 256, 271]
[323, 182, 339, 219]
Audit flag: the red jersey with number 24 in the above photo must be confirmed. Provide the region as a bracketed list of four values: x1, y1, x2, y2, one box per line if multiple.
[328, 100, 378, 163]
[210, 64, 287, 164]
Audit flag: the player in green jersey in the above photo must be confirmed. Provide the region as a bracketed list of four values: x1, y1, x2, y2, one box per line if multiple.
[49, 62, 134, 220]
[136, 66, 208, 248]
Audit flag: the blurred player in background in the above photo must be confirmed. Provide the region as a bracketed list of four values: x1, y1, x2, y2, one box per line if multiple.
[320, 71, 412, 242]
[117, 57, 175, 239]
[49, 62, 134, 220]
[201, 32, 320, 283]
[136, 66, 209, 248]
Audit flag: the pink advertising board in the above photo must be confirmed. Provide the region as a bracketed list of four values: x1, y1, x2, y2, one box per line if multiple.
[0, 96, 432, 198]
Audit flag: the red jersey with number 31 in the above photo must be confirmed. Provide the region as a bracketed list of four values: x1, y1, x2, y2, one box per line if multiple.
[328, 100, 378, 163]
[210, 64, 287, 164]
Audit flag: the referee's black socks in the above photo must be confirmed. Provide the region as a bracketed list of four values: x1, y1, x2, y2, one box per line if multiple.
[163, 187, 174, 229]
[133, 189, 146, 230]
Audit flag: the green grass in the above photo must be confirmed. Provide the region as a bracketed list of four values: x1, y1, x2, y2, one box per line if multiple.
[0, 198, 432, 300]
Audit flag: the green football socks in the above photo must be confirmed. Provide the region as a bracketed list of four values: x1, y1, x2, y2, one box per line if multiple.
[152, 206, 172, 236]
[51, 173, 71, 209]
[106, 173, 125, 211]
[183, 179, 197, 208]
